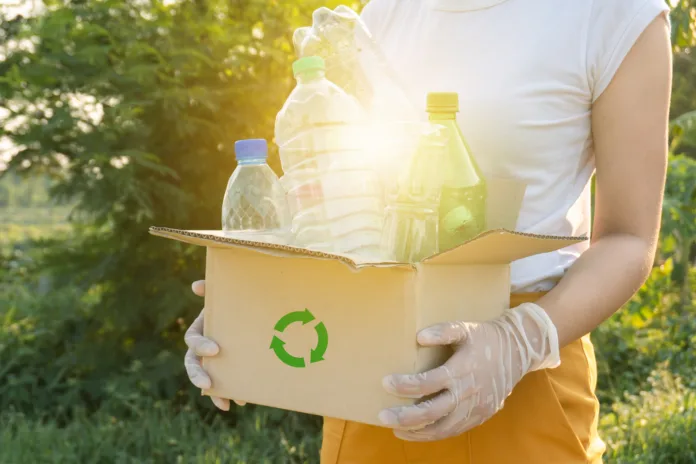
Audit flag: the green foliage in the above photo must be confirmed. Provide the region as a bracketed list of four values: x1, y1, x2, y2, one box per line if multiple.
[671, 53, 696, 125]
[0, 1, 695, 463]
[0, 404, 322, 464]
[670, 0, 696, 50]
[660, 153, 696, 292]
[600, 369, 696, 463]
[593, 261, 696, 402]
[0, 0, 350, 419]
[0, 173, 56, 208]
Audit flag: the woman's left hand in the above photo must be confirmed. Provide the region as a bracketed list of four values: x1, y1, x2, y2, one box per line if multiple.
[378, 302, 561, 441]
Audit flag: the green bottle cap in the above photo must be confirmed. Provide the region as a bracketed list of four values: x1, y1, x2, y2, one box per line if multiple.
[292, 56, 325, 77]
[443, 206, 474, 233]
[427, 92, 459, 113]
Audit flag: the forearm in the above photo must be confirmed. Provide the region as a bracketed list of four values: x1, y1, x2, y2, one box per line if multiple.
[536, 233, 656, 348]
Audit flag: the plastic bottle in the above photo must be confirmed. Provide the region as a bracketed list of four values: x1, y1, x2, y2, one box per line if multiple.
[381, 125, 448, 263]
[221, 139, 290, 244]
[274, 55, 365, 174]
[292, 5, 417, 122]
[274, 56, 384, 257]
[426, 92, 487, 251]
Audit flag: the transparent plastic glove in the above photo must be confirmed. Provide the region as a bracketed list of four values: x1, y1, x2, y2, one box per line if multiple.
[184, 280, 245, 411]
[293, 5, 417, 122]
[378, 302, 560, 441]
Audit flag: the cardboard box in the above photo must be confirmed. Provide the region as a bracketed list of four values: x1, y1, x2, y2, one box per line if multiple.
[150, 179, 584, 426]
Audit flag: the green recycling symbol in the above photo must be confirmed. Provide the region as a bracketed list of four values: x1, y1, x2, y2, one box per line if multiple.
[270, 309, 328, 368]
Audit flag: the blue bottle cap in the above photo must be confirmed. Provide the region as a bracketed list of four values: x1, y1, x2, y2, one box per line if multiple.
[234, 139, 268, 162]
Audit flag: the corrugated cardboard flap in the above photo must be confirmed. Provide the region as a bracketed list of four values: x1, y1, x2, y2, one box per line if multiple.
[150, 227, 586, 267]
[148, 227, 405, 269]
[423, 229, 587, 265]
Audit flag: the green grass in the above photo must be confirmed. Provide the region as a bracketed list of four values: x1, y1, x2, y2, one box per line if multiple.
[0, 405, 322, 464]
[0, 379, 694, 464]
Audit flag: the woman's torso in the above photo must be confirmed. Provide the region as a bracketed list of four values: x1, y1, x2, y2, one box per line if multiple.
[361, 0, 636, 291]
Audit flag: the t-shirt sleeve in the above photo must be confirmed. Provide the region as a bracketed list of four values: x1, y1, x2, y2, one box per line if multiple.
[587, 0, 670, 102]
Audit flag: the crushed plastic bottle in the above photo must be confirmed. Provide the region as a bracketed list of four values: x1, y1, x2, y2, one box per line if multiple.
[292, 5, 417, 123]
[274, 55, 365, 174]
[221, 139, 290, 244]
[274, 56, 384, 257]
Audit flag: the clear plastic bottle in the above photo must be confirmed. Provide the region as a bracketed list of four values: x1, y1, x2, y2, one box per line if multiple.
[292, 5, 417, 123]
[274, 55, 365, 174]
[381, 125, 448, 263]
[221, 139, 290, 244]
[274, 56, 384, 257]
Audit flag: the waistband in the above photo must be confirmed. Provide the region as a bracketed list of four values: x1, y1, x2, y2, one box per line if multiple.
[510, 291, 547, 307]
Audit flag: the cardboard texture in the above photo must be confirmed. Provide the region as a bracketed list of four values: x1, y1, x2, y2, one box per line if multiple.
[150, 177, 586, 426]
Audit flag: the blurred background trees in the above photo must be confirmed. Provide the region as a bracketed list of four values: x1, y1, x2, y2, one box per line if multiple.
[0, 0, 695, 462]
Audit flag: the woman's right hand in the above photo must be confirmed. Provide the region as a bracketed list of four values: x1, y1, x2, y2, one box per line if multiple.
[185, 280, 245, 411]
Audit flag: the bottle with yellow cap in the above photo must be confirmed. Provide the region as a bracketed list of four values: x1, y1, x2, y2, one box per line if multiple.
[426, 92, 487, 250]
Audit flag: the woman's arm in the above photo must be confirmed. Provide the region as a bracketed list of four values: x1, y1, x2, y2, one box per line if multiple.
[538, 14, 672, 348]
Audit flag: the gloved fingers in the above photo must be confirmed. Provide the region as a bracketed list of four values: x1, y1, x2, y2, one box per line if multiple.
[394, 394, 481, 442]
[184, 348, 211, 390]
[378, 389, 459, 430]
[417, 321, 472, 346]
[191, 280, 205, 297]
[184, 312, 219, 356]
[382, 364, 454, 399]
[210, 396, 230, 412]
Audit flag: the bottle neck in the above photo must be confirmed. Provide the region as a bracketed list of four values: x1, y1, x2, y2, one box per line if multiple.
[237, 158, 266, 166]
[428, 111, 457, 121]
[296, 70, 325, 84]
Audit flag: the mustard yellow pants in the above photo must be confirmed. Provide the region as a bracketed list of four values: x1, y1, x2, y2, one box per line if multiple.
[320, 293, 606, 464]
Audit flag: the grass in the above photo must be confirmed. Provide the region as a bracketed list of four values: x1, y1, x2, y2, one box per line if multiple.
[0, 377, 694, 464]
[0, 405, 322, 464]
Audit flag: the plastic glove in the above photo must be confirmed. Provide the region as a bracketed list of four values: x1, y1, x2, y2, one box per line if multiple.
[184, 280, 245, 411]
[378, 302, 560, 441]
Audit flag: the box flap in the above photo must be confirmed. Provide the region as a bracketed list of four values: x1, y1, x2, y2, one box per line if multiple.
[148, 227, 410, 270]
[150, 227, 585, 267]
[423, 229, 587, 265]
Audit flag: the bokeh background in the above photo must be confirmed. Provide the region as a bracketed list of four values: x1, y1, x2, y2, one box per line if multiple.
[1, 0, 695, 462]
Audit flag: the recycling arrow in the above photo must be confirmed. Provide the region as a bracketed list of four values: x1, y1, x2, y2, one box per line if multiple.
[270, 308, 328, 368]
[273, 308, 315, 332]
[269, 336, 306, 368]
[310, 322, 328, 364]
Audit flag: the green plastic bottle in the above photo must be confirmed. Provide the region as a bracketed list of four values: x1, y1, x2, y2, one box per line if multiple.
[426, 92, 487, 251]
[381, 125, 448, 263]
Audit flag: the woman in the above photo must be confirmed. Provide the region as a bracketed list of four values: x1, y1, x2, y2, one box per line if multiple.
[184, 0, 672, 462]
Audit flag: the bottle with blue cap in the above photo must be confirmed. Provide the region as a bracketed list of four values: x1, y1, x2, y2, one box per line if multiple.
[221, 139, 290, 242]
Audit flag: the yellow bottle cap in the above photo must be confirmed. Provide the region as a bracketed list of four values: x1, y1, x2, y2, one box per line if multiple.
[427, 92, 459, 113]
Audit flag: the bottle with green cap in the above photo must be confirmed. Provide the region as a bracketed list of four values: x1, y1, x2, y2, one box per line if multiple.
[274, 56, 384, 257]
[275, 55, 365, 174]
[426, 92, 487, 250]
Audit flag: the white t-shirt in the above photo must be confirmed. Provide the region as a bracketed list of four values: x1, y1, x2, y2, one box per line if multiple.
[360, 0, 669, 292]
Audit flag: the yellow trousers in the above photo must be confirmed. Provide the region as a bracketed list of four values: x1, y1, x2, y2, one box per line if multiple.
[320, 293, 606, 464]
